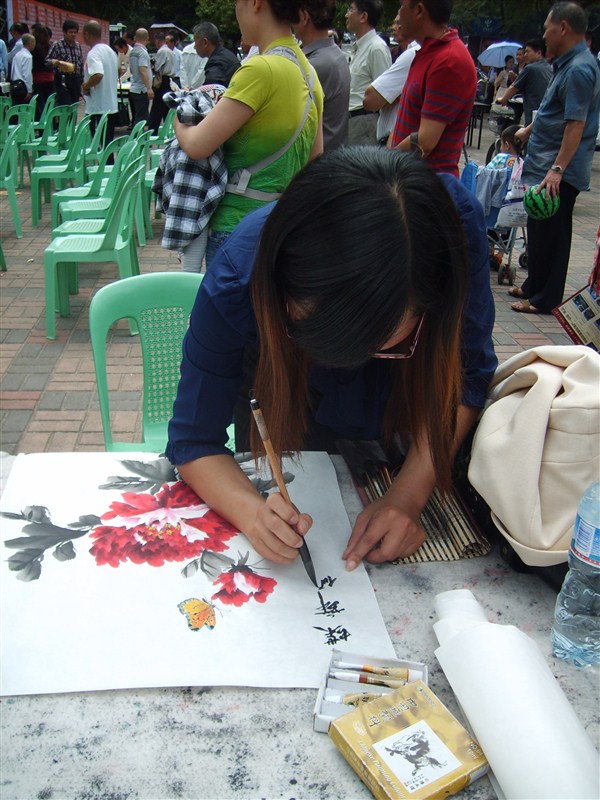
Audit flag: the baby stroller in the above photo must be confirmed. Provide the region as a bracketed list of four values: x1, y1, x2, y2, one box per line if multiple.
[461, 154, 527, 286]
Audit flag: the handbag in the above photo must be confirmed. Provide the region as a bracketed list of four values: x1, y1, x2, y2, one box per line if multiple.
[152, 72, 163, 90]
[10, 79, 27, 102]
[468, 345, 600, 566]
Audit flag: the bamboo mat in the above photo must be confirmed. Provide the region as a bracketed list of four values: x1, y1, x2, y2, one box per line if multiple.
[337, 440, 491, 564]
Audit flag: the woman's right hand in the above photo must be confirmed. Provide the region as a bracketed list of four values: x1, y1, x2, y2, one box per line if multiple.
[248, 493, 313, 564]
[177, 455, 313, 566]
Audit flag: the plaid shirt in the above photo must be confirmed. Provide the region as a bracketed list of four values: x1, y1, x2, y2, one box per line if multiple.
[152, 88, 228, 252]
[48, 38, 84, 80]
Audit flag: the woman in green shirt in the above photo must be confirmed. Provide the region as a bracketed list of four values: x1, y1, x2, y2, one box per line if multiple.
[174, 0, 324, 267]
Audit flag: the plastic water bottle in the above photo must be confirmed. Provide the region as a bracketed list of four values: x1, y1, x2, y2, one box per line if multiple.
[551, 480, 600, 667]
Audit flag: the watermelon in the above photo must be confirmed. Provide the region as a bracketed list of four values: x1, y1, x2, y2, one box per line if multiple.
[523, 185, 561, 220]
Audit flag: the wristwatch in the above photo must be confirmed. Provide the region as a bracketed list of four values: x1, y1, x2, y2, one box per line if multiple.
[550, 165, 563, 173]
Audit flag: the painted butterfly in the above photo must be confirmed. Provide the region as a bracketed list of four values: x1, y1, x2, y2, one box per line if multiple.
[178, 598, 217, 631]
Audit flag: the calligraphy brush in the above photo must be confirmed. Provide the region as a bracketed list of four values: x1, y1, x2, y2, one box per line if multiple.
[250, 397, 318, 587]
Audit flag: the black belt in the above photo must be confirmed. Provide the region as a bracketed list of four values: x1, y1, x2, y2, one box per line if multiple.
[349, 108, 376, 118]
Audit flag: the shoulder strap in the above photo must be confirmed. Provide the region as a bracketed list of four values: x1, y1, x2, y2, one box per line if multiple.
[226, 46, 316, 202]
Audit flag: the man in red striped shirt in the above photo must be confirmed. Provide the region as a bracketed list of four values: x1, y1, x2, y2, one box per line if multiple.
[387, 0, 476, 176]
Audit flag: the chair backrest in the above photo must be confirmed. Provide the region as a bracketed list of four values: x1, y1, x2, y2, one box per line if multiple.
[85, 112, 109, 161]
[33, 103, 76, 149]
[86, 135, 128, 195]
[0, 126, 21, 185]
[98, 138, 139, 199]
[135, 129, 152, 169]
[1, 103, 35, 146]
[89, 271, 203, 450]
[100, 158, 145, 249]
[35, 92, 57, 128]
[0, 96, 12, 123]
[65, 115, 93, 171]
[128, 120, 147, 140]
[151, 108, 175, 145]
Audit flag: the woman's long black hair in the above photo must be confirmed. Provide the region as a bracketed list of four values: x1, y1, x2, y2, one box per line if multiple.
[250, 147, 469, 491]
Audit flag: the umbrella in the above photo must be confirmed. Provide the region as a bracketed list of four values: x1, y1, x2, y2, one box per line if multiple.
[478, 41, 522, 69]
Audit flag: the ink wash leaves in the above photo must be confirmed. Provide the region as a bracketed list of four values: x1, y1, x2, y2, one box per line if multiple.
[53, 541, 76, 561]
[236, 455, 296, 498]
[98, 458, 177, 494]
[1, 506, 93, 582]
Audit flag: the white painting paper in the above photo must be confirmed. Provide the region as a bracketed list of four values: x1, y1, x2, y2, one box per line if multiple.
[0, 451, 395, 696]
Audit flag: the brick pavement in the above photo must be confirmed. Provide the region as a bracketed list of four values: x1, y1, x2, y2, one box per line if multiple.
[1, 122, 599, 455]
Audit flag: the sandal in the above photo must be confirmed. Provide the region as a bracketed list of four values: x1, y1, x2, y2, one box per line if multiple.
[508, 286, 527, 299]
[511, 299, 542, 314]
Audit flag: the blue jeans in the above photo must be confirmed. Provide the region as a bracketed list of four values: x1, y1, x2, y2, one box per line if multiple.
[206, 230, 231, 268]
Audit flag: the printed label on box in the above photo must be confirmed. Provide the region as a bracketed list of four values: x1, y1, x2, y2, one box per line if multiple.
[373, 720, 461, 794]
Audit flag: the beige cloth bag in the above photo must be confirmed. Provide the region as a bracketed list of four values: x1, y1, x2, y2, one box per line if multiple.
[468, 346, 600, 566]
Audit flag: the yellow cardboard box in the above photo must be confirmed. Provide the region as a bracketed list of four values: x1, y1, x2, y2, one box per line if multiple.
[329, 680, 488, 800]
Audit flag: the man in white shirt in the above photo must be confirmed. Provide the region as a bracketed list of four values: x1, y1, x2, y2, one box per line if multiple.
[363, 13, 419, 145]
[180, 41, 207, 89]
[346, 0, 391, 144]
[115, 37, 132, 82]
[166, 32, 182, 87]
[10, 33, 35, 102]
[82, 20, 118, 146]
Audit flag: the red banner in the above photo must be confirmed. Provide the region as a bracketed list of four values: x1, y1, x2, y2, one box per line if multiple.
[9, 0, 110, 52]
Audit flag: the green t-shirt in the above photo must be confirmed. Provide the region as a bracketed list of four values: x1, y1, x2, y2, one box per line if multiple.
[210, 37, 324, 233]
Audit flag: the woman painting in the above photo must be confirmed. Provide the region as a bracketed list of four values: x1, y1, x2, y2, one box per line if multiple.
[173, 0, 324, 268]
[167, 148, 497, 569]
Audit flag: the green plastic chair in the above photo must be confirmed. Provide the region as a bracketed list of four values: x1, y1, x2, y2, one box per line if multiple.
[44, 162, 144, 339]
[0, 126, 24, 240]
[31, 115, 93, 227]
[19, 103, 78, 183]
[50, 136, 128, 229]
[89, 271, 202, 451]
[86, 120, 148, 179]
[52, 155, 146, 239]
[0, 102, 36, 185]
[57, 138, 143, 233]
[0, 239, 6, 272]
[149, 108, 175, 148]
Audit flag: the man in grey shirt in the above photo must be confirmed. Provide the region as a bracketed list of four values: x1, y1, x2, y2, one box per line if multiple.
[295, 0, 350, 150]
[148, 30, 175, 133]
[129, 28, 154, 125]
[497, 38, 552, 125]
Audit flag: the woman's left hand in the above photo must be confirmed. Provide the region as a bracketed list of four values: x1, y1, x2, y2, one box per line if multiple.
[343, 496, 426, 569]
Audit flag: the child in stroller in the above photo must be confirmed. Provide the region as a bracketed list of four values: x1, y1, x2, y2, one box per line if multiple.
[486, 124, 521, 170]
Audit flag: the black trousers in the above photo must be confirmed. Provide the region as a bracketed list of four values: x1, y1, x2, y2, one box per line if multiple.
[521, 180, 580, 313]
[54, 74, 81, 106]
[90, 112, 116, 149]
[130, 91, 149, 125]
[147, 75, 171, 134]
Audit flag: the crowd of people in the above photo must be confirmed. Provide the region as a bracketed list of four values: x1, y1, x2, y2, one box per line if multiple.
[1, 0, 599, 568]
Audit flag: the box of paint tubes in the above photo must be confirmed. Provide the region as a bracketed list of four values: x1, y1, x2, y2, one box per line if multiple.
[313, 648, 428, 734]
[329, 680, 488, 800]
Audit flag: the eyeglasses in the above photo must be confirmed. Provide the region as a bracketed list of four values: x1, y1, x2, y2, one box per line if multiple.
[372, 313, 425, 360]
